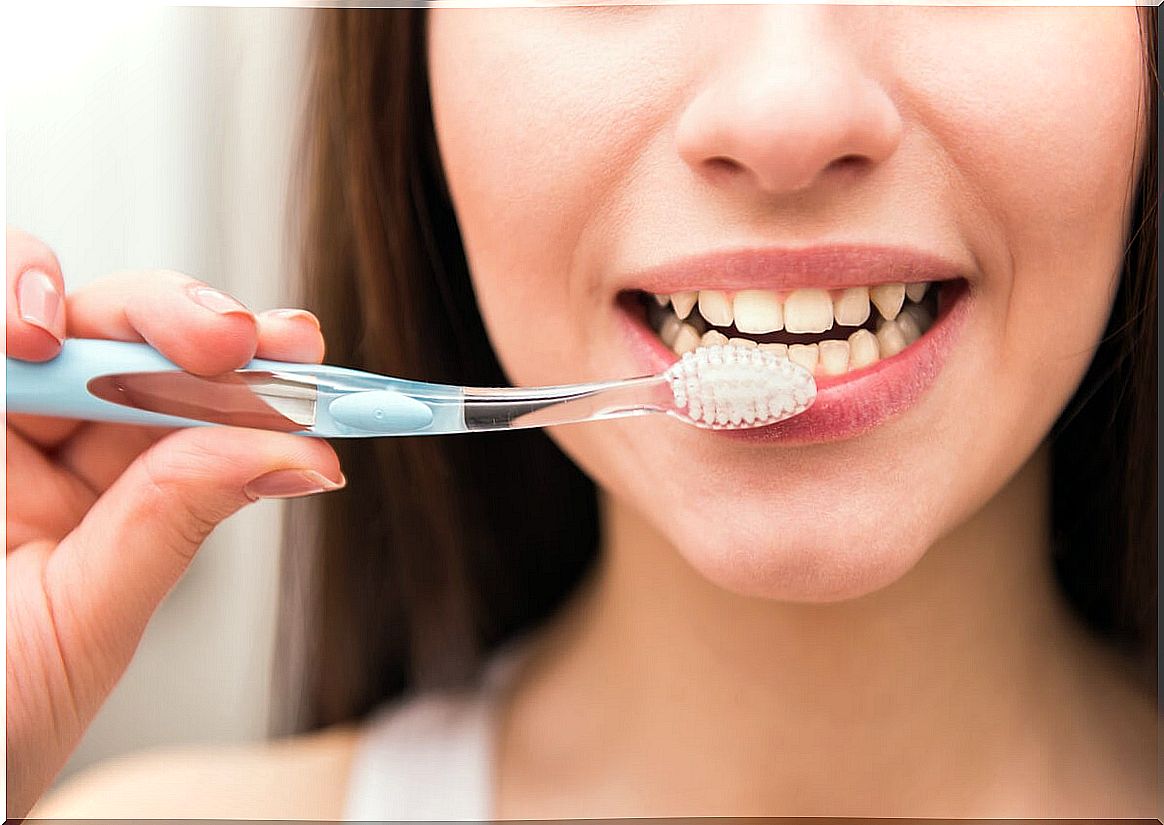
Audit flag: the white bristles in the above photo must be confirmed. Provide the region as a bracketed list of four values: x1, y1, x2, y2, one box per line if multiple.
[663, 345, 816, 429]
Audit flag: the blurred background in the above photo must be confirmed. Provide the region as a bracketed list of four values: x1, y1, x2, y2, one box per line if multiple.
[6, 5, 311, 782]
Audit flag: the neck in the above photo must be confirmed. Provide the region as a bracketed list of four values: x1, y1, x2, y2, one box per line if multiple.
[504, 443, 1114, 815]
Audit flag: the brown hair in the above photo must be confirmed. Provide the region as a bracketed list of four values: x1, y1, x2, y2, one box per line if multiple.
[274, 8, 1157, 733]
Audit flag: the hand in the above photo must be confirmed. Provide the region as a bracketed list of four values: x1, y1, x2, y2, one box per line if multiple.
[5, 227, 345, 817]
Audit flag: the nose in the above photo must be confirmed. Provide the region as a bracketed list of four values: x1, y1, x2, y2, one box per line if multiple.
[675, 8, 903, 197]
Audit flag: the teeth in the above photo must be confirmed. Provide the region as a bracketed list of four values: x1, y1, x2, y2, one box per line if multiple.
[660, 280, 938, 367]
[818, 339, 850, 376]
[896, 304, 933, 346]
[848, 329, 880, 369]
[673, 322, 701, 355]
[700, 329, 728, 347]
[733, 290, 784, 334]
[900, 303, 932, 329]
[784, 289, 834, 334]
[787, 343, 819, 373]
[671, 291, 698, 320]
[698, 290, 733, 327]
[869, 283, 905, 321]
[832, 287, 870, 327]
[876, 318, 907, 358]
[895, 311, 922, 345]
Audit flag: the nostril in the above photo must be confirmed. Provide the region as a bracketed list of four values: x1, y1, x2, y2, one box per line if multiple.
[829, 154, 867, 173]
[706, 156, 743, 175]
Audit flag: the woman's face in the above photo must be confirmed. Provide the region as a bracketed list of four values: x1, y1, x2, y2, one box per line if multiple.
[427, 6, 1148, 600]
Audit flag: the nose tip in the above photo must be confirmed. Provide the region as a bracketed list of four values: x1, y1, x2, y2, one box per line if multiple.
[675, 47, 904, 197]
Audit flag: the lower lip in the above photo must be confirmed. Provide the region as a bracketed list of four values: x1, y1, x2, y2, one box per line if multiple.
[618, 280, 972, 444]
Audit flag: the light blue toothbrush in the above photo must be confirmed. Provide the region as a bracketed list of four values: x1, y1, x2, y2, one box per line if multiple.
[5, 338, 816, 437]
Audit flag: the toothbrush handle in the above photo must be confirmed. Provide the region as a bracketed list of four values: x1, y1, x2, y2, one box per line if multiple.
[5, 338, 318, 432]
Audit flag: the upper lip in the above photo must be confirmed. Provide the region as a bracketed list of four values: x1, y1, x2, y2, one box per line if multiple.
[622, 243, 969, 294]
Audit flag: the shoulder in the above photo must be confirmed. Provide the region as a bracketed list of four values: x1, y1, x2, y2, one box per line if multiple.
[30, 723, 361, 820]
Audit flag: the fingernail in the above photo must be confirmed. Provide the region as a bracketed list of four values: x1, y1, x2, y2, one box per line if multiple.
[190, 285, 251, 317]
[17, 269, 64, 342]
[268, 308, 322, 330]
[244, 469, 346, 501]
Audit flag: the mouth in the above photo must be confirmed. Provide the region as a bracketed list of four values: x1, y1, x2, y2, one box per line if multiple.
[615, 246, 973, 443]
[639, 281, 941, 378]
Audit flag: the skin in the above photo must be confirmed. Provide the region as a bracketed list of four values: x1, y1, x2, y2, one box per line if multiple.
[425, 4, 1154, 818]
[6, 227, 345, 818]
[12, 4, 1155, 820]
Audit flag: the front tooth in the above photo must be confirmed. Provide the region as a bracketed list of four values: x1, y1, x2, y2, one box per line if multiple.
[698, 290, 733, 327]
[832, 287, 870, 327]
[671, 291, 697, 319]
[783, 289, 834, 333]
[876, 318, 907, 358]
[759, 342, 789, 358]
[673, 322, 701, 355]
[848, 329, 880, 369]
[733, 290, 784, 334]
[905, 282, 928, 303]
[870, 283, 905, 321]
[728, 337, 757, 348]
[660, 314, 682, 347]
[701, 329, 728, 347]
[818, 340, 850, 375]
[787, 343, 819, 372]
[653, 293, 670, 307]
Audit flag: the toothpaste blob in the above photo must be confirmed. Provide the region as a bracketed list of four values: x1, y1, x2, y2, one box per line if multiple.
[664, 344, 816, 429]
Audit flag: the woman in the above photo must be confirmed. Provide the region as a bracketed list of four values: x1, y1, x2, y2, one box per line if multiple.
[10, 5, 1156, 818]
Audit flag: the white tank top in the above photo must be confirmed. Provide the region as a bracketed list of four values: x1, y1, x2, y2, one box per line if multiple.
[342, 640, 530, 820]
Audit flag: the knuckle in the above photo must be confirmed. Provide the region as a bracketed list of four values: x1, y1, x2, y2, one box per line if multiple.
[137, 435, 238, 561]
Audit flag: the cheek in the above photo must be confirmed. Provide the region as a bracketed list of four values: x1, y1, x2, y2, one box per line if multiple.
[902, 9, 1141, 451]
[427, 10, 682, 384]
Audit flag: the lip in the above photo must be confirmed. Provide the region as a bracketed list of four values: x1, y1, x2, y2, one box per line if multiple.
[621, 243, 968, 294]
[615, 245, 974, 444]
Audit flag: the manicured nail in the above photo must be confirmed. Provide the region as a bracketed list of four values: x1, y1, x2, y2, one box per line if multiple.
[190, 285, 251, 317]
[267, 308, 321, 329]
[17, 269, 64, 342]
[244, 469, 346, 501]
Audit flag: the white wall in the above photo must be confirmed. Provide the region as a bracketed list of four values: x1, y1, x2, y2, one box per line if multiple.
[6, 6, 311, 780]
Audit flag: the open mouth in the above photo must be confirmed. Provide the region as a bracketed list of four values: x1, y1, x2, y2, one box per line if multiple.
[637, 281, 943, 380]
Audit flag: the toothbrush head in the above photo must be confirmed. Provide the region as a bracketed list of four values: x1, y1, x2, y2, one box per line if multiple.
[663, 345, 816, 429]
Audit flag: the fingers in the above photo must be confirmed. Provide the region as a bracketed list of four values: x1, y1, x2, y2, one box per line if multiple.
[46, 427, 344, 692]
[66, 270, 259, 375]
[6, 226, 325, 459]
[5, 428, 97, 551]
[52, 422, 171, 497]
[7, 227, 67, 360]
[255, 309, 326, 363]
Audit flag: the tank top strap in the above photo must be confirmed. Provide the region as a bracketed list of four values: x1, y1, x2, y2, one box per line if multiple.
[343, 639, 530, 820]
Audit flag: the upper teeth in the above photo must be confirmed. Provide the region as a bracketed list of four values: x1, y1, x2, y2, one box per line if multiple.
[656, 282, 928, 331]
[733, 290, 784, 334]
[649, 281, 937, 378]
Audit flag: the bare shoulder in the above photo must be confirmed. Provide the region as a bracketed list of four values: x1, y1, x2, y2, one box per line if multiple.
[30, 724, 361, 820]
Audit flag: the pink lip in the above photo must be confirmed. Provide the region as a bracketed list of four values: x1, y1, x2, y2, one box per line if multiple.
[621, 243, 968, 293]
[616, 245, 974, 445]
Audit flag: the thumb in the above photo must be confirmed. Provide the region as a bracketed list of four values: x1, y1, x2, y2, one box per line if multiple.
[45, 426, 343, 702]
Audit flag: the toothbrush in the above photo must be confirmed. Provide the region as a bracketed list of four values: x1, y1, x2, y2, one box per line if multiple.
[5, 339, 816, 437]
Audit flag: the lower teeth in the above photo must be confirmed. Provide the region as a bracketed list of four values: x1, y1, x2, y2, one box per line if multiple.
[647, 286, 940, 378]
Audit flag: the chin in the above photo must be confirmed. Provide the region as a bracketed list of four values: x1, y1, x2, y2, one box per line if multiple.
[664, 506, 930, 604]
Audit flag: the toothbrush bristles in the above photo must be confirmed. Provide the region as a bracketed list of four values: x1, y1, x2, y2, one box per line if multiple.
[663, 345, 816, 429]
